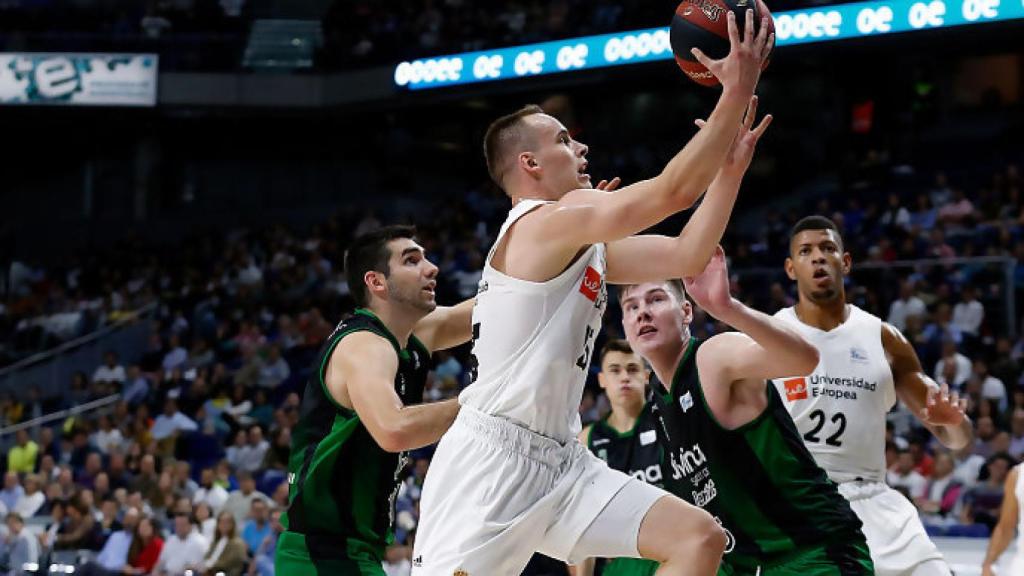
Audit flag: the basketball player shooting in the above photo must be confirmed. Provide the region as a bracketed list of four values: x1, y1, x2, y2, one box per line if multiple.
[772, 216, 973, 576]
[412, 10, 774, 576]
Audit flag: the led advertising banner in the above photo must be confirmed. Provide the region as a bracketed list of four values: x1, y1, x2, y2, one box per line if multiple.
[395, 0, 1024, 90]
[0, 53, 158, 106]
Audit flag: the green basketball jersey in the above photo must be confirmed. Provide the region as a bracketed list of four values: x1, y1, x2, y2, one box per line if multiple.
[585, 404, 662, 576]
[652, 337, 864, 566]
[279, 308, 430, 569]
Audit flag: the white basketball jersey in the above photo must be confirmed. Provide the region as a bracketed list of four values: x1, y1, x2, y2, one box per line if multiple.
[458, 199, 607, 444]
[771, 305, 896, 484]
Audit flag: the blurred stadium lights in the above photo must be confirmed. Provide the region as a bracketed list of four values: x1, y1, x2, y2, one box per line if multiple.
[394, 0, 1024, 90]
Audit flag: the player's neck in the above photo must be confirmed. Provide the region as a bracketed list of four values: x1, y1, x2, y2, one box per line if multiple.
[794, 296, 849, 331]
[648, 336, 691, 394]
[363, 304, 418, 348]
[606, 409, 639, 434]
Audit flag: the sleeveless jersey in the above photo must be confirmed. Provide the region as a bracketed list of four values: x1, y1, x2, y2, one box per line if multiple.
[587, 403, 664, 486]
[653, 337, 863, 563]
[281, 309, 430, 561]
[771, 305, 896, 484]
[459, 199, 607, 443]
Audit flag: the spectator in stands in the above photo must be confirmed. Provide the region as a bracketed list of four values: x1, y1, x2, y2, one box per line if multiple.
[257, 344, 289, 389]
[235, 426, 269, 474]
[151, 398, 199, 454]
[7, 429, 37, 474]
[106, 451, 132, 493]
[35, 427, 60, 468]
[13, 475, 44, 518]
[187, 338, 215, 370]
[241, 498, 271, 555]
[225, 430, 247, 471]
[887, 279, 926, 332]
[192, 468, 228, 513]
[39, 498, 66, 550]
[122, 365, 150, 407]
[918, 452, 963, 524]
[935, 340, 972, 390]
[90, 415, 124, 455]
[960, 453, 1016, 530]
[194, 502, 216, 542]
[154, 512, 208, 576]
[879, 192, 911, 229]
[952, 285, 985, 339]
[926, 228, 956, 260]
[93, 351, 126, 386]
[171, 461, 198, 501]
[201, 511, 248, 576]
[53, 494, 97, 551]
[972, 360, 1008, 412]
[78, 453, 104, 490]
[162, 334, 188, 372]
[0, 474, 23, 514]
[127, 516, 163, 575]
[222, 471, 269, 527]
[78, 506, 140, 576]
[0, 512, 39, 575]
[974, 416, 1000, 459]
[270, 483, 288, 510]
[937, 188, 975, 226]
[888, 447, 927, 500]
[1009, 409, 1024, 459]
[130, 455, 161, 507]
[247, 508, 281, 576]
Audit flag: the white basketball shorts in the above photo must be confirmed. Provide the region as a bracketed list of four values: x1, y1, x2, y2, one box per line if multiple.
[411, 405, 667, 575]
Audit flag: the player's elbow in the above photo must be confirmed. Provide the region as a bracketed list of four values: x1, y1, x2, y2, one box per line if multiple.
[372, 422, 413, 453]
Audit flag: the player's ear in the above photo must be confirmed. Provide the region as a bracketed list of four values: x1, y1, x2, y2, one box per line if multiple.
[597, 370, 609, 390]
[681, 300, 693, 325]
[520, 152, 540, 176]
[784, 257, 797, 281]
[364, 270, 388, 300]
[841, 252, 852, 275]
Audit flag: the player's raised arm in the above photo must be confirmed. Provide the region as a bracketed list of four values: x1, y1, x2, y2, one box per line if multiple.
[413, 297, 475, 352]
[606, 95, 771, 282]
[335, 332, 458, 452]
[691, 248, 819, 386]
[883, 323, 973, 450]
[528, 12, 771, 250]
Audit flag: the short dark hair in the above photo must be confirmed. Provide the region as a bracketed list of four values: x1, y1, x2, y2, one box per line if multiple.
[599, 339, 636, 366]
[483, 104, 544, 189]
[617, 279, 687, 306]
[344, 225, 418, 308]
[788, 215, 844, 250]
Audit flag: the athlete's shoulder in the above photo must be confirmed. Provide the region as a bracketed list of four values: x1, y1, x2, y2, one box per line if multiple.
[772, 305, 798, 322]
[577, 423, 594, 445]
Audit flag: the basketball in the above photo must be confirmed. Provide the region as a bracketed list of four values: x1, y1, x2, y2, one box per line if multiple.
[671, 0, 775, 87]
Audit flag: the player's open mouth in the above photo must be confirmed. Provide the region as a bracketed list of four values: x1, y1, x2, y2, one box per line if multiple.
[577, 163, 589, 180]
[812, 269, 829, 279]
[638, 325, 657, 337]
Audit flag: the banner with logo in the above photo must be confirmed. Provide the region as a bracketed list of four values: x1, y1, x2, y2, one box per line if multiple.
[0, 53, 158, 106]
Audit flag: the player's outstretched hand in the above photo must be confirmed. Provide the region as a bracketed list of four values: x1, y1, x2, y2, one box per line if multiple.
[683, 246, 733, 318]
[691, 9, 774, 96]
[595, 177, 621, 191]
[919, 382, 968, 427]
[695, 95, 772, 176]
